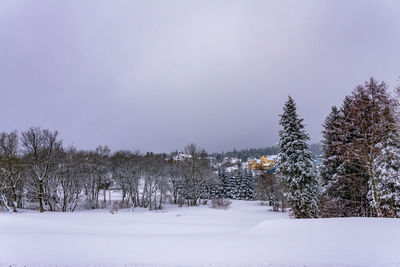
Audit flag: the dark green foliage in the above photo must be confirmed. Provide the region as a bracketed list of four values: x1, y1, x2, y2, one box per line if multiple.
[215, 168, 254, 200]
[276, 96, 319, 218]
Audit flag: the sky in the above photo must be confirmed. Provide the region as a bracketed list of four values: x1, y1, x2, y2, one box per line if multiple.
[1, 0, 400, 153]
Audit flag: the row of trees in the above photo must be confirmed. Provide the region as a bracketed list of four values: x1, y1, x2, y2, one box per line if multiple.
[0, 132, 217, 212]
[276, 78, 400, 218]
[214, 168, 254, 200]
[0, 126, 282, 213]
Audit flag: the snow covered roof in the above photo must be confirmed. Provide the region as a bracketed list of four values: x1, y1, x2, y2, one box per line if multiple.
[173, 153, 192, 161]
[222, 157, 242, 164]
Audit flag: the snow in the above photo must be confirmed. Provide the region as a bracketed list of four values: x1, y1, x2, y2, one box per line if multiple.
[1, 200, 400, 266]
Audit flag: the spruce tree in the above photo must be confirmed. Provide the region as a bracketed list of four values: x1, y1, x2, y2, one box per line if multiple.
[321, 106, 341, 190]
[231, 169, 242, 199]
[225, 170, 236, 199]
[215, 168, 228, 198]
[320, 106, 343, 216]
[276, 96, 319, 218]
[371, 101, 400, 217]
[242, 168, 255, 200]
[373, 141, 400, 217]
[235, 168, 245, 199]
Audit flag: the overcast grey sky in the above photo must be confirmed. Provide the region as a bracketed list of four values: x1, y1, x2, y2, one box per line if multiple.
[1, 0, 399, 153]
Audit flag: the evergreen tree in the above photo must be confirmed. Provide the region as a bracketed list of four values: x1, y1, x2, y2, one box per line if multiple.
[373, 141, 400, 217]
[231, 169, 242, 199]
[241, 168, 255, 200]
[214, 168, 228, 198]
[320, 106, 344, 216]
[321, 106, 341, 190]
[371, 101, 400, 217]
[225, 170, 236, 199]
[335, 96, 370, 216]
[235, 168, 245, 200]
[276, 96, 319, 218]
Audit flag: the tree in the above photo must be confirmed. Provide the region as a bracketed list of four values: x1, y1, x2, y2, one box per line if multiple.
[57, 147, 86, 212]
[335, 96, 370, 216]
[237, 168, 254, 200]
[165, 157, 183, 205]
[321, 107, 341, 190]
[373, 140, 400, 217]
[111, 150, 139, 207]
[177, 144, 216, 206]
[370, 92, 400, 217]
[342, 78, 399, 217]
[214, 167, 228, 198]
[141, 153, 168, 210]
[83, 146, 111, 209]
[320, 106, 343, 216]
[0, 131, 23, 212]
[21, 127, 61, 212]
[230, 169, 242, 199]
[276, 96, 319, 218]
[320, 78, 400, 217]
[254, 171, 284, 211]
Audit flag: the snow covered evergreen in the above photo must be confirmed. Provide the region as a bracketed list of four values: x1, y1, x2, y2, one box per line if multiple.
[216, 168, 254, 200]
[371, 101, 400, 217]
[372, 141, 400, 217]
[214, 168, 228, 198]
[321, 106, 341, 193]
[239, 168, 254, 200]
[276, 96, 319, 218]
[320, 106, 344, 216]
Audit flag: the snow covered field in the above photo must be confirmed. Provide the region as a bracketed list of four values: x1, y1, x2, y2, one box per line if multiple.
[1, 200, 400, 267]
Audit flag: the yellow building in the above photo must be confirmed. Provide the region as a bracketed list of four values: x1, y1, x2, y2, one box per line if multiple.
[247, 156, 276, 171]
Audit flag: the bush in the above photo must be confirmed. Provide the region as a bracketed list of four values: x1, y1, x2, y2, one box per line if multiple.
[109, 201, 119, 214]
[210, 198, 232, 209]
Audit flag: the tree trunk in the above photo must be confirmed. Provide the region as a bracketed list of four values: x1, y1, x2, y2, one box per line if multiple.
[10, 184, 18, 212]
[62, 183, 67, 212]
[370, 176, 382, 217]
[39, 180, 44, 212]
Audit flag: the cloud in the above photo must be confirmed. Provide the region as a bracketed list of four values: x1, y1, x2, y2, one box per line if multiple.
[1, 0, 399, 152]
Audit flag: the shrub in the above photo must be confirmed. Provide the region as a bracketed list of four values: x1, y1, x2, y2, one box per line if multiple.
[210, 198, 232, 209]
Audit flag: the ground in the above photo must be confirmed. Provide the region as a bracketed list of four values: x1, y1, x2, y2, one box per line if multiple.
[1, 200, 400, 266]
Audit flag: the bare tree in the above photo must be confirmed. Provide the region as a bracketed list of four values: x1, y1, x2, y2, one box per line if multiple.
[165, 158, 183, 205]
[111, 150, 142, 208]
[0, 131, 23, 212]
[83, 146, 110, 209]
[254, 171, 284, 211]
[178, 144, 216, 206]
[332, 78, 400, 217]
[21, 127, 61, 212]
[57, 147, 86, 212]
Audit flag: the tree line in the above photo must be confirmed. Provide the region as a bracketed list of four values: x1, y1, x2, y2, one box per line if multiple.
[0, 127, 272, 213]
[210, 144, 321, 162]
[0, 134, 222, 212]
